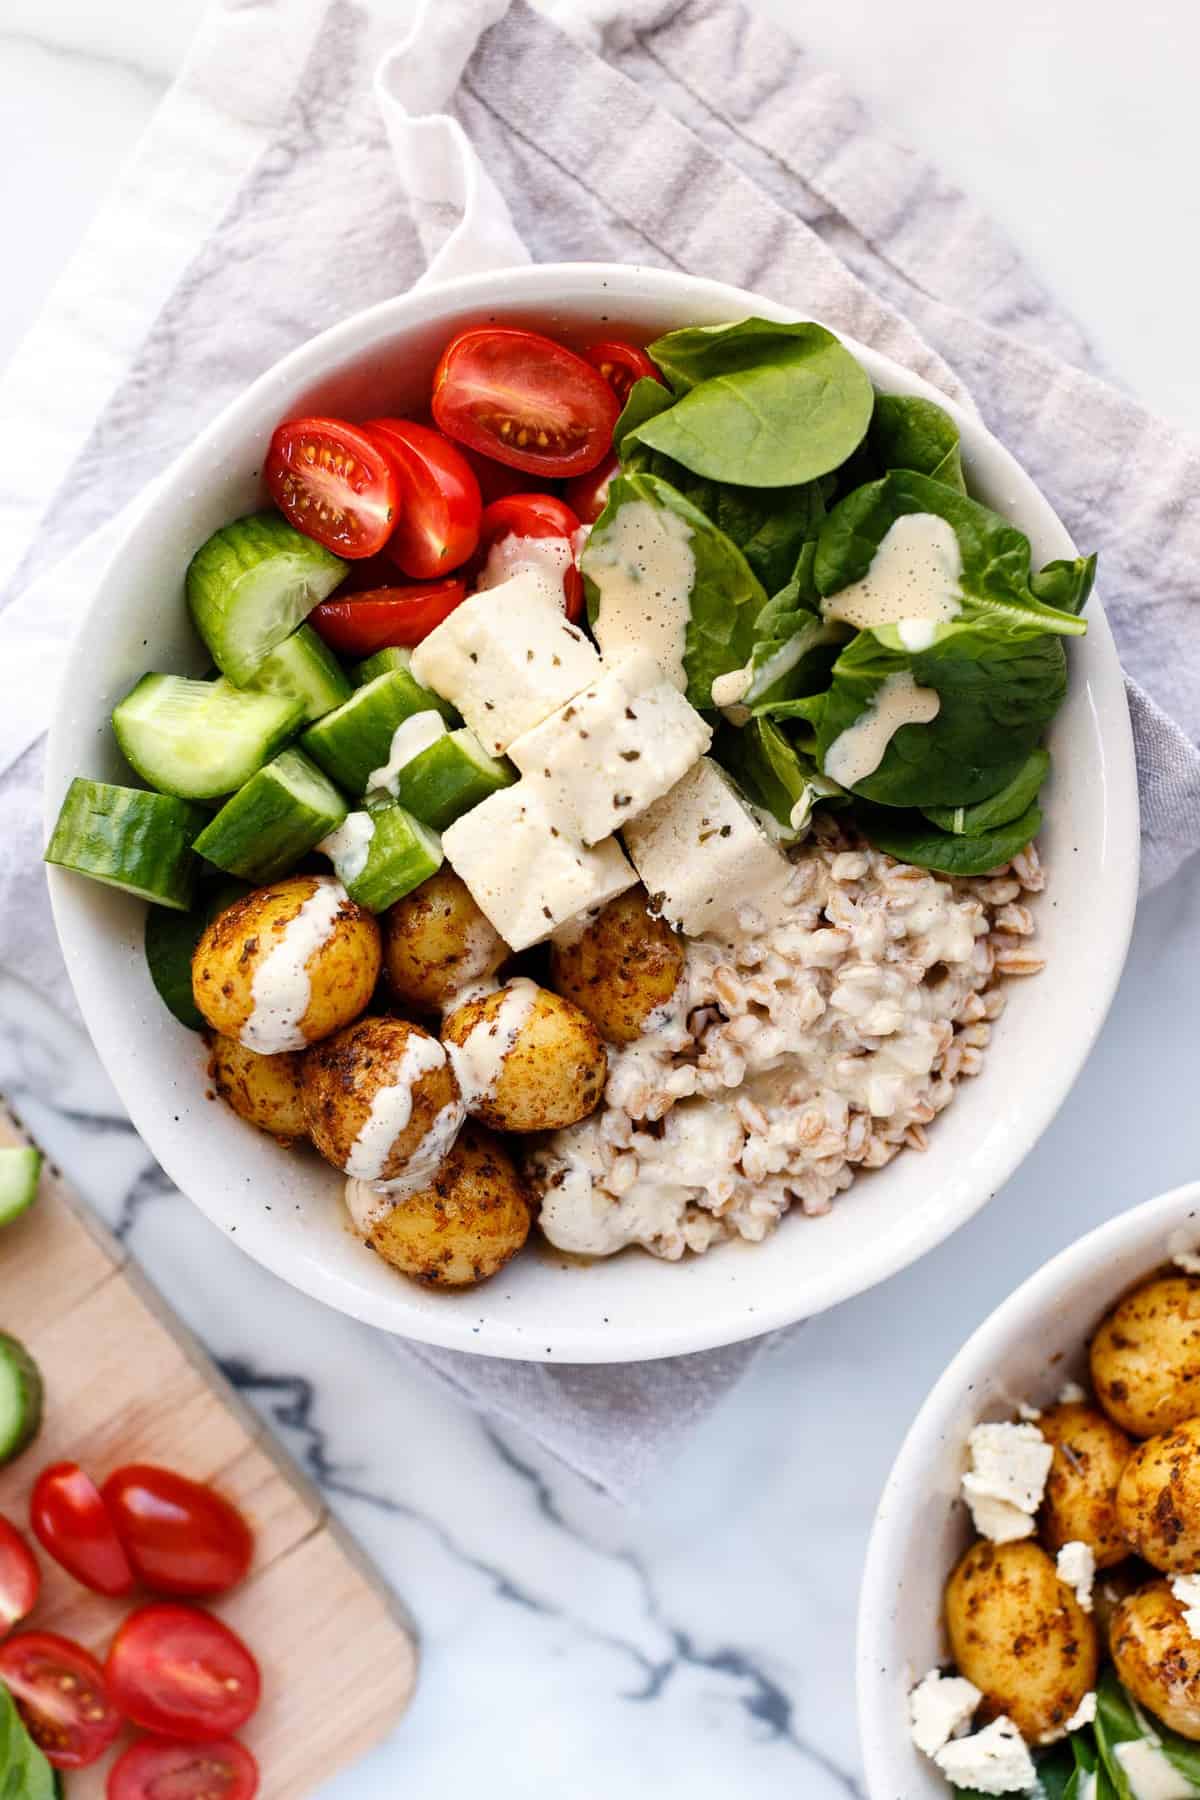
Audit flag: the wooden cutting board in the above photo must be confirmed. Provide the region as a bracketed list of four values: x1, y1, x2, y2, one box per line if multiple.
[0, 1105, 418, 1798]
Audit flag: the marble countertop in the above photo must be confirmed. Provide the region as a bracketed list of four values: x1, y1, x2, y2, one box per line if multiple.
[3, 3, 1199, 1795]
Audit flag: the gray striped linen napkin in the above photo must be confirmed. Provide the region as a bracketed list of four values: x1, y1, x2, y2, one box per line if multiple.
[2, 0, 1198, 1496]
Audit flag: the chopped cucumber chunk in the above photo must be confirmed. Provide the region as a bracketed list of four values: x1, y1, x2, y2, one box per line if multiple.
[302, 669, 455, 794]
[323, 805, 442, 913]
[187, 513, 347, 685]
[249, 623, 352, 723]
[0, 1149, 41, 1227]
[0, 1331, 42, 1465]
[354, 647, 414, 687]
[193, 748, 348, 882]
[45, 779, 206, 910]
[144, 877, 249, 1030]
[391, 726, 514, 830]
[113, 674, 303, 800]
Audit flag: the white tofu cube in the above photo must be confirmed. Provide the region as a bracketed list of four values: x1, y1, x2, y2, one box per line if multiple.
[442, 782, 636, 951]
[506, 649, 712, 845]
[623, 757, 792, 938]
[410, 572, 601, 757]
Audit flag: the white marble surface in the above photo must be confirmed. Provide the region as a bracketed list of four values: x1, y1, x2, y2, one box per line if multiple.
[3, 2, 1199, 1796]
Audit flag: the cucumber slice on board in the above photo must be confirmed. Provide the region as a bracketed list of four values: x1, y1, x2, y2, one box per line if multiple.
[323, 806, 442, 913]
[187, 513, 347, 685]
[0, 1332, 43, 1465]
[193, 748, 348, 882]
[249, 623, 352, 723]
[0, 1149, 41, 1227]
[45, 779, 206, 910]
[144, 877, 250, 1030]
[113, 674, 303, 801]
[301, 670, 454, 794]
[391, 727, 514, 830]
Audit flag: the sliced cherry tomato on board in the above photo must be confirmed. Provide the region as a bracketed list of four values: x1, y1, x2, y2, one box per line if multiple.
[564, 451, 618, 526]
[364, 419, 482, 580]
[476, 494, 585, 622]
[31, 1462, 133, 1597]
[0, 1631, 122, 1769]
[0, 1517, 39, 1637]
[265, 416, 397, 559]
[107, 1736, 260, 1800]
[582, 339, 662, 404]
[310, 581, 467, 655]
[101, 1467, 253, 1601]
[107, 1605, 261, 1743]
[432, 328, 619, 478]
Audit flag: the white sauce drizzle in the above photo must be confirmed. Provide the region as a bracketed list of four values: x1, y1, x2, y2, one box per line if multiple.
[476, 532, 574, 608]
[823, 670, 940, 790]
[343, 1096, 465, 1230]
[1114, 1740, 1194, 1799]
[821, 512, 962, 638]
[318, 811, 375, 886]
[446, 976, 538, 1105]
[345, 1031, 455, 1183]
[710, 663, 753, 710]
[586, 499, 696, 691]
[368, 710, 447, 796]
[240, 878, 346, 1054]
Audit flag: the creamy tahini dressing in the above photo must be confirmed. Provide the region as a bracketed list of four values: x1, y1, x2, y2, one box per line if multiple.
[587, 500, 696, 691]
[446, 976, 538, 1105]
[1114, 1740, 1194, 1799]
[318, 811, 375, 885]
[821, 512, 962, 642]
[477, 532, 574, 608]
[343, 1097, 465, 1230]
[240, 878, 346, 1054]
[345, 1031, 455, 1183]
[823, 670, 940, 790]
[710, 663, 752, 710]
[369, 710, 447, 796]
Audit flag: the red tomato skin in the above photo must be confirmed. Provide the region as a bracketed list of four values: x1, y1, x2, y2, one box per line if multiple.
[0, 1517, 39, 1636]
[431, 328, 619, 478]
[456, 443, 541, 506]
[0, 1631, 122, 1769]
[107, 1605, 261, 1743]
[476, 494, 584, 622]
[564, 452, 618, 526]
[310, 581, 467, 655]
[107, 1736, 260, 1800]
[30, 1463, 133, 1597]
[265, 416, 397, 559]
[582, 339, 662, 403]
[101, 1467, 253, 1601]
[364, 419, 482, 580]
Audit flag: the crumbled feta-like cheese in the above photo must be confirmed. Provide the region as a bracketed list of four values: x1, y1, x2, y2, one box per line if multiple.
[1114, 1739, 1195, 1798]
[908, 1668, 981, 1756]
[1065, 1691, 1097, 1733]
[1171, 1573, 1200, 1639]
[1057, 1540, 1096, 1613]
[1057, 1379, 1088, 1405]
[935, 1717, 1037, 1795]
[961, 1421, 1052, 1542]
[1017, 1400, 1043, 1422]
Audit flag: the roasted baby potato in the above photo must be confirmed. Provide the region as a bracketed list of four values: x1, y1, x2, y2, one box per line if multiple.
[944, 1538, 1099, 1744]
[1090, 1275, 1200, 1438]
[193, 875, 380, 1049]
[1110, 1579, 1200, 1738]
[382, 869, 508, 1012]
[549, 885, 684, 1045]
[208, 1033, 307, 1143]
[1115, 1416, 1200, 1573]
[301, 1017, 462, 1181]
[1038, 1401, 1133, 1570]
[361, 1122, 532, 1287]
[443, 978, 607, 1132]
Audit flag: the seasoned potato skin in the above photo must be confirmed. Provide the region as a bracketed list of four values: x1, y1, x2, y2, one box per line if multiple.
[549, 886, 684, 1045]
[1090, 1275, 1200, 1438]
[366, 1122, 531, 1287]
[1115, 1416, 1200, 1573]
[208, 1033, 307, 1142]
[443, 982, 607, 1132]
[1111, 1579, 1200, 1738]
[382, 870, 507, 1012]
[944, 1538, 1099, 1744]
[192, 875, 380, 1047]
[1038, 1401, 1133, 1569]
[301, 1017, 460, 1180]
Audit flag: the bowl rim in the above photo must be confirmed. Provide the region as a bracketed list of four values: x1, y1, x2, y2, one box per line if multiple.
[855, 1176, 1200, 1796]
[44, 259, 1140, 1361]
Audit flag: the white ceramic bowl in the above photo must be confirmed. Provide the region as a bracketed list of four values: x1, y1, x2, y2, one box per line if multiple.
[857, 1180, 1200, 1799]
[45, 262, 1139, 1361]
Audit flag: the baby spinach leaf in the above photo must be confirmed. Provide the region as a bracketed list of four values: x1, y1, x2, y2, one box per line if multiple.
[0, 1683, 56, 1800]
[742, 566, 849, 712]
[630, 318, 874, 488]
[581, 471, 766, 711]
[613, 376, 673, 460]
[922, 749, 1050, 835]
[622, 453, 829, 597]
[856, 801, 1042, 875]
[867, 393, 967, 493]
[715, 717, 847, 838]
[1031, 553, 1097, 617]
[1091, 1667, 1200, 1797]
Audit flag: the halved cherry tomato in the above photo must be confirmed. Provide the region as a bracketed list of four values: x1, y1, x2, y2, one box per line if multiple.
[107, 1605, 261, 1743]
[456, 442, 540, 506]
[0, 1517, 39, 1637]
[432, 328, 618, 478]
[31, 1462, 133, 1597]
[265, 416, 396, 559]
[310, 581, 467, 655]
[476, 494, 584, 621]
[101, 1467, 253, 1601]
[108, 1736, 260, 1800]
[364, 419, 482, 580]
[0, 1631, 122, 1768]
[582, 339, 662, 404]
[564, 451, 618, 525]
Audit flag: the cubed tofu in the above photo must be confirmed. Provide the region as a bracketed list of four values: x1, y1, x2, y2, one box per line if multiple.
[623, 756, 792, 938]
[442, 781, 636, 951]
[410, 572, 601, 757]
[506, 649, 712, 845]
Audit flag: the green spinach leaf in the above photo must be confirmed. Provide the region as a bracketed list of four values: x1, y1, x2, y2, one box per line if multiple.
[742, 564, 849, 712]
[0, 1683, 56, 1800]
[1093, 1666, 1200, 1797]
[856, 801, 1042, 875]
[867, 393, 967, 493]
[1031, 554, 1097, 617]
[613, 376, 674, 459]
[922, 749, 1050, 835]
[715, 717, 846, 838]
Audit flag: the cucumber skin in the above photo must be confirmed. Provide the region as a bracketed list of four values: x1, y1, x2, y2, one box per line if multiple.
[0, 1149, 42, 1227]
[393, 731, 514, 831]
[113, 675, 304, 802]
[187, 513, 348, 685]
[302, 670, 455, 793]
[251, 624, 352, 723]
[346, 808, 443, 913]
[45, 779, 206, 911]
[354, 648, 413, 687]
[193, 749, 347, 883]
[144, 878, 249, 1030]
[0, 1331, 43, 1466]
